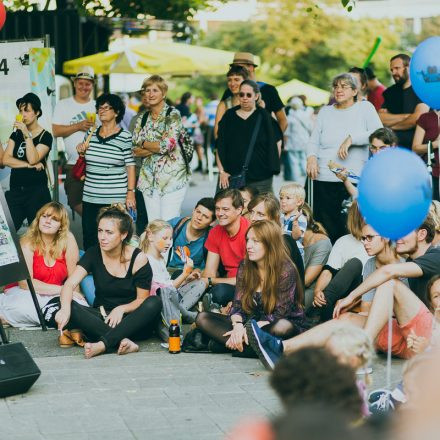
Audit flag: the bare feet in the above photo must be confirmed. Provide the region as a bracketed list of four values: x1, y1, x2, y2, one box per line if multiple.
[117, 338, 139, 355]
[84, 341, 106, 359]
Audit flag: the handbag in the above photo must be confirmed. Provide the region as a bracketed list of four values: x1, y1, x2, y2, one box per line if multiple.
[228, 113, 262, 189]
[71, 126, 96, 181]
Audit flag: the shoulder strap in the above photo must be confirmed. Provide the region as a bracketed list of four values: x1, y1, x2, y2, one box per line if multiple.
[242, 113, 262, 172]
[128, 247, 142, 275]
[140, 110, 150, 128]
[166, 217, 191, 266]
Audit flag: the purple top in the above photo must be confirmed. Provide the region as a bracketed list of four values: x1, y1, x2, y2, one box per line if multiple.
[230, 260, 306, 330]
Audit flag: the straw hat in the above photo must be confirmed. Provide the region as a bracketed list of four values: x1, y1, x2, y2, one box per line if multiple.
[230, 52, 258, 67]
[73, 66, 95, 81]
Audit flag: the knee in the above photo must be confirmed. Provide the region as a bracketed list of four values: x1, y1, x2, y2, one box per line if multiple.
[195, 311, 210, 329]
[345, 258, 363, 272]
[143, 296, 162, 315]
[211, 284, 234, 306]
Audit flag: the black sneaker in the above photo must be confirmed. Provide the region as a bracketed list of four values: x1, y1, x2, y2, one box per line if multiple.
[246, 319, 283, 370]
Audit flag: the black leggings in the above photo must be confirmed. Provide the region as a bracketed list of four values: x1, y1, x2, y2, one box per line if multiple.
[195, 311, 298, 346]
[67, 296, 162, 350]
[319, 258, 363, 322]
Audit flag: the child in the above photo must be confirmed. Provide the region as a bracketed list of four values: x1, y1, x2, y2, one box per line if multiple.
[325, 324, 374, 417]
[140, 220, 206, 324]
[279, 182, 307, 259]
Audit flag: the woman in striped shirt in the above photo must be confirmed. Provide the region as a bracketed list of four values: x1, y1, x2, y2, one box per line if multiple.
[78, 94, 136, 249]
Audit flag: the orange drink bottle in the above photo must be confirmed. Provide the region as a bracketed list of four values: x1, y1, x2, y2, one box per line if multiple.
[169, 319, 181, 354]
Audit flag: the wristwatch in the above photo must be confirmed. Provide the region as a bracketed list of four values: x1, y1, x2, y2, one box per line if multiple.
[27, 132, 33, 139]
[208, 277, 213, 289]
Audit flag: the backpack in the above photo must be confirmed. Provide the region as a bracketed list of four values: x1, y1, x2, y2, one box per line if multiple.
[166, 216, 209, 266]
[141, 106, 194, 173]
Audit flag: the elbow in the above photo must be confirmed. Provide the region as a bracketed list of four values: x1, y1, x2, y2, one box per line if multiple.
[381, 265, 398, 280]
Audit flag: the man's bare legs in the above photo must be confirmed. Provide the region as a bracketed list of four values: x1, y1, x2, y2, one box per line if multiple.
[363, 280, 424, 343]
[282, 313, 367, 354]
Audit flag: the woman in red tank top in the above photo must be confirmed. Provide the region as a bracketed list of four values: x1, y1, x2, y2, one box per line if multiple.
[0, 202, 86, 327]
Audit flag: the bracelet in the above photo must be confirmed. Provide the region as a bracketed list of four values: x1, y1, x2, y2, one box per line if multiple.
[127, 189, 135, 192]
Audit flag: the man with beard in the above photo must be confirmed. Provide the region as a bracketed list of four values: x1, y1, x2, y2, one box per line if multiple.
[247, 216, 440, 369]
[379, 54, 428, 149]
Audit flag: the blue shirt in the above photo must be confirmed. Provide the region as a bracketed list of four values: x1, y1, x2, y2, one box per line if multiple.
[281, 212, 307, 259]
[168, 217, 209, 270]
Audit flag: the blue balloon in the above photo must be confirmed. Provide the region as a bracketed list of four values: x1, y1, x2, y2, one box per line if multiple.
[358, 148, 431, 240]
[410, 36, 440, 110]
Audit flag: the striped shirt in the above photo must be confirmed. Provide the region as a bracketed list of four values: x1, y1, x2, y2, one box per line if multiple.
[83, 127, 135, 204]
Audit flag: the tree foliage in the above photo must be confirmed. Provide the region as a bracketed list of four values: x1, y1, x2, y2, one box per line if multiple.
[200, 0, 403, 90]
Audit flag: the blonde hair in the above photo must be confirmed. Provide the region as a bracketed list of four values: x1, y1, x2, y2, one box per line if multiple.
[140, 220, 172, 253]
[279, 182, 306, 206]
[429, 200, 440, 233]
[327, 324, 374, 368]
[347, 200, 364, 240]
[141, 75, 168, 96]
[21, 202, 69, 260]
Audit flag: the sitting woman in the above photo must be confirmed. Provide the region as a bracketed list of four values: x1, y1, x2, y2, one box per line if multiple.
[0, 202, 86, 327]
[55, 205, 162, 358]
[248, 193, 304, 284]
[302, 204, 332, 309]
[196, 220, 307, 354]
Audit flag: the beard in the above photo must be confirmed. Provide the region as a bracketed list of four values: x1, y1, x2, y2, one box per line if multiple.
[394, 69, 409, 85]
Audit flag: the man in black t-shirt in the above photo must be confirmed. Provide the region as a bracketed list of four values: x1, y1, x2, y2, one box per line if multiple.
[379, 53, 429, 149]
[219, 52, 287, 134]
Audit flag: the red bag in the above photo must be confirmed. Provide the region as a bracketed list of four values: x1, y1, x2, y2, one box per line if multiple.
[72, 155, 86, 181]
[71, 126, 96, 181]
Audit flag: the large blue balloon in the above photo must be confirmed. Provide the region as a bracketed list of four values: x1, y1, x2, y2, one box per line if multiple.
[358, 148, 431, 240]
[410, 36, 440, 110]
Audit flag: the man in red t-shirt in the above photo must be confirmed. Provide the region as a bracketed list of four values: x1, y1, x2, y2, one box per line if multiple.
[202, 189, 250, 306]
[366, 66, 386, 111]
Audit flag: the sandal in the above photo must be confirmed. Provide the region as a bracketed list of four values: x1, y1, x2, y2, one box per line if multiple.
[69, 329, 85, 347]
[59, 330, 74, 348]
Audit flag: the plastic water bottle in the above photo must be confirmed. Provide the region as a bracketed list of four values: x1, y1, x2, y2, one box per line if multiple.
[169, 320, 181, 354]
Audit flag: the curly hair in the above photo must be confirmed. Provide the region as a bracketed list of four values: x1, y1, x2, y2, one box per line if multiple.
[270, 347, 363, 421]
[21, 202, 69, 260]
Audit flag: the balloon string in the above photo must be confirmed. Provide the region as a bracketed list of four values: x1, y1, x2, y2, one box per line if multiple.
[386, 278, 394, 410]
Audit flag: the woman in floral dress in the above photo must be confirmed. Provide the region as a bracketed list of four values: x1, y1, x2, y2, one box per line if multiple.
[132, 75, 190, 221]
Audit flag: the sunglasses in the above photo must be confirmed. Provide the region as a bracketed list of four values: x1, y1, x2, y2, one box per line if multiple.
[360, 234, 380, 243]
[239, 92, 253, 98]
[98, 105, 113, 112]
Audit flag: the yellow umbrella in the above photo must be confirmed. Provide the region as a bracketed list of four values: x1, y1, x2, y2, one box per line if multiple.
[63, 41, 253, 76]
[277, 79, 330, 106]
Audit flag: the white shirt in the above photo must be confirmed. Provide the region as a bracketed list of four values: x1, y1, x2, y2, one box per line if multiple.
[148, 254, 173, 286]
[306, 101, 382, 182]
[326, 234, 369, 270]
[52, 96, 96, 164]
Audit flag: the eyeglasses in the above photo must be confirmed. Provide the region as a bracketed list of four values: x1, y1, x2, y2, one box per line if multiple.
[239, 92, 253, 98]
[333, 83, 352, 91]
[98, 105, 113, 112]
[360, 234, 380, 242]
[369, 144, 389, 152]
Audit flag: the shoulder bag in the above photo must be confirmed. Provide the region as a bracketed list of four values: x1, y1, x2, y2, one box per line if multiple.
[72, 126, 96, 181]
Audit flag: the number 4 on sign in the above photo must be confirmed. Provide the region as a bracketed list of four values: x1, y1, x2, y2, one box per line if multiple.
[0, 58, 10, 75]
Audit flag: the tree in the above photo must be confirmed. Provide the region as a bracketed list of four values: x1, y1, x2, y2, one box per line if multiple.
[5, 0, 226, 19]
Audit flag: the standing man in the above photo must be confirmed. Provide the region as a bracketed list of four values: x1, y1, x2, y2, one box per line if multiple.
[220, 52, 287, 134]
[52, 66, 96, 216]
[365, 66, 386, 111]
[379, 54, 429, 149]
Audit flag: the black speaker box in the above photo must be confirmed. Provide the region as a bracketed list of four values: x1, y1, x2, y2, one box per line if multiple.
[0, 342, 41, 398]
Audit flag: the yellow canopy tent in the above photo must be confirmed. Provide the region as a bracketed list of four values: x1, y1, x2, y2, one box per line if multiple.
[63, 41, 256, 76]
[277, 79, 330, 106]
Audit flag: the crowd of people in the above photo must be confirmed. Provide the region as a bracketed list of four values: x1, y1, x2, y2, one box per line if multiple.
[0, 48, 439, 438]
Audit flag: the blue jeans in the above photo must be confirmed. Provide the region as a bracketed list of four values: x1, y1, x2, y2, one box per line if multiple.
[79, 250, 96, 306]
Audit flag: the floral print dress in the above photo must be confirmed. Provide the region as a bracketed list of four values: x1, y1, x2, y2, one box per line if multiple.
[132, 104, 190, 196]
